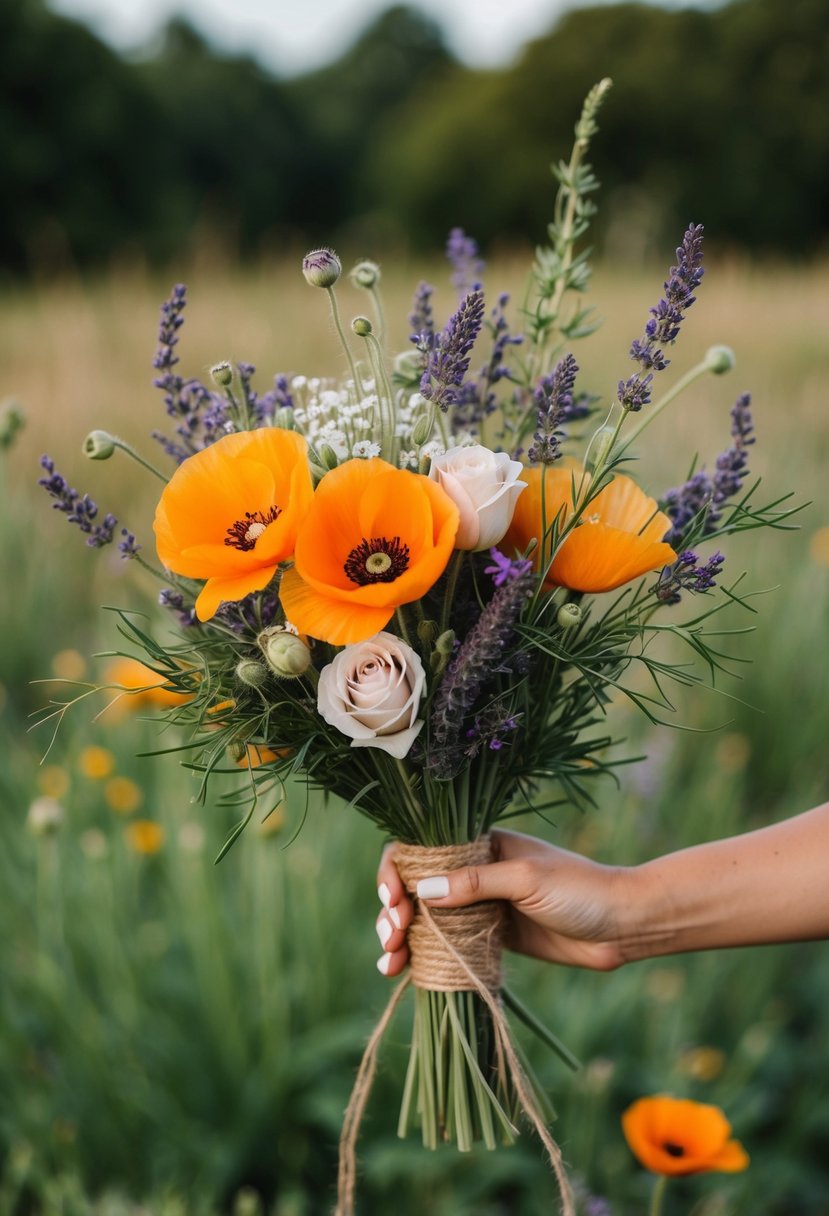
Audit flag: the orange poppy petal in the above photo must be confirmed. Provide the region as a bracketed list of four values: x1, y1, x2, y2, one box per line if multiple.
[710, 1138, 750, 1173]
[195, 565, 279, 621]
[622, 1096, 748, 1178]
[551, 524, 676, 592]
[279, 567, 395, 645]
[588, 475, 672, 544]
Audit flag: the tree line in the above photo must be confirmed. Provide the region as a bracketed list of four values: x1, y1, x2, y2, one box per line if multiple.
[2, 0, 828, 275]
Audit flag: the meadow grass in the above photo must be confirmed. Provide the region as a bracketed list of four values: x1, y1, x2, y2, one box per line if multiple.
[2, 252, 829, 1213]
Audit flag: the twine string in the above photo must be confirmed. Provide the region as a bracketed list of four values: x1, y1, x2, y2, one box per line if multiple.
[335, 838, 575, 1216]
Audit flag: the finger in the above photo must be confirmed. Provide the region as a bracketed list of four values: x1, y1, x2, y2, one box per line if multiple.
[376, 841, 407, 911]
[416, 857, 538, 908]
[375, 901, 413, 954]
[377, 944, 409, 978]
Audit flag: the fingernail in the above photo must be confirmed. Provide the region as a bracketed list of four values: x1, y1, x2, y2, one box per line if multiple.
[417, 876, 449, 900]
[389, 906, 402, 930]
[376, 953, 391, 974]
[376, 917, 392, 947]
[377, 882, 391, 908]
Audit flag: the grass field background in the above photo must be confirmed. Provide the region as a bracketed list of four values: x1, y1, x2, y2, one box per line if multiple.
[3, 248, 829, 1214]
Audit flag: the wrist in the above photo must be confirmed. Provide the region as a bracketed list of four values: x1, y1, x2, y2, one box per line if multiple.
[612, 860, 678, 965]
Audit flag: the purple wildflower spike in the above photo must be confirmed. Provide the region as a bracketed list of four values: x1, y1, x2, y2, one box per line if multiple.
[528, 353, 581, 464]
[619, 224, 704, 412]
[409, 281, 436, 354]
[445, 227, 485, 297]
[485, 548, 533, 587]
[38, 455, 118, 549]
[420, 288, 486, 412]
[656, 549, 725, 605]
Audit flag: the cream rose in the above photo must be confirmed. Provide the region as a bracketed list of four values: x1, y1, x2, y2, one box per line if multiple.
[317, 632, 426, 759]
[428, 444, 526, 551]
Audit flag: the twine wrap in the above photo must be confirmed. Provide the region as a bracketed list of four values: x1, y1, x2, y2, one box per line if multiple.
[335, 834, 575, 1216]
[394, 838, 504, 991]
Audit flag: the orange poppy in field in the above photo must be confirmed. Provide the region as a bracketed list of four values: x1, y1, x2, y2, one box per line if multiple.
[153, 429, 313, 622]
[504, 465, 676, 593]
[103, 656, 193, 713]
[622, 1095, 749, 1177]
[279, 458, 459, 645]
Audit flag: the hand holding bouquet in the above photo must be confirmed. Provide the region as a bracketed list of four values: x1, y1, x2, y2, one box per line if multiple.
[38, 80, 797, 1214]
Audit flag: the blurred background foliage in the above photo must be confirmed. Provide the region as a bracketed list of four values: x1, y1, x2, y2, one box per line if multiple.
[3, 0, 829, 277]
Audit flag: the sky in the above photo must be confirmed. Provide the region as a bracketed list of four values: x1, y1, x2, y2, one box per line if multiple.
[47, 0, 696, 75]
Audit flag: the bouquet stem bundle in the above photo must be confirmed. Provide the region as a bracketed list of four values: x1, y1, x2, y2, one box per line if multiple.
[336, 838, 575, 1216]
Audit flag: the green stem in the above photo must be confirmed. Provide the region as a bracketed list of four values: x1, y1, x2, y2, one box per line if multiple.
[616, 359, 710, 457]
[325, 286, 364, 400]
[440, 551, 464, 634]
[369, 284, 386, 342]
[112, 438, 168, 483]
[649, 1174, 670, 1216]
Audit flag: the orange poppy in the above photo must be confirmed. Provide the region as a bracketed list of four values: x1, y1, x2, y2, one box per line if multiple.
[504, 465, 676, 593]
[153, 428, 313, 622]
[622, 1095, 749, 1177]
[279, 458, 459, 645]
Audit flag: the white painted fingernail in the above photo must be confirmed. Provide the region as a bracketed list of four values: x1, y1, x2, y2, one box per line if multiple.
[378, 883, 391, 908]
[376, 918, 392, 947]
[376, 953, 391, 974]
[389, 906, 402, 930]
[417, 876, 449, 900]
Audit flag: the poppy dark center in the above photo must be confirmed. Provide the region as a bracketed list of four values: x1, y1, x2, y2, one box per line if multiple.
[225, 506, 281, 551]
[344, 535, 410, 585]
[662, 1142, 685, 1158]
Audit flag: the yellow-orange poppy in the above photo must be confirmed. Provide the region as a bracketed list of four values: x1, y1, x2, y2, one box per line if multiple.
[125, 819, 166, 856]
[103, 657, 193, 713]
[153, 428, 313, 622]
[504, 465, 676, 593]
[622, 1095, 749, 1177]
[279, 458, 459, 645]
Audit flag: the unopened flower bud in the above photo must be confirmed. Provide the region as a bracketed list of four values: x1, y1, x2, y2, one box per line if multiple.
[411, 412, 433, 447]
[318, 443, 339, 470]
[210, 361, 234, 388]
[350, 260, 381, 289]
[302, 248, 341, 288]
[705, 345, 736, 375]
[235, 658, 269, 688]
[83, 430, 117, 460]
[351, 316, 373, 337]
[585, 425, 615, 475]
[258, 627, 311, 678]
[557, 602, 583, 630]
[273, 407, 295, 430]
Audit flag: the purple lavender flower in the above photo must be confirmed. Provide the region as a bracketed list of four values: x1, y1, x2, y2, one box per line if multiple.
[409, 281, 436, 354]
[428, 565, 532, 778]
[655, 549, 725, 604]
[118, 529, 141, 559]
[451, 293, 523, 434]
[618, 224, 704, 412]
[485, 548, 533, 587]
[528, 353, 581, 464]
[662, 393, 755, 547]
[38, 455, 118, 549]
[445, 227, 485, 297]
[420, 288, 486, 413]
[159, 588, 198, 628]
[256, 374, 295, 422]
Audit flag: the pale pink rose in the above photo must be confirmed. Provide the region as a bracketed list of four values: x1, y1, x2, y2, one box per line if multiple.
[429, 444, 526, 550]
[317, 632, 425, 759]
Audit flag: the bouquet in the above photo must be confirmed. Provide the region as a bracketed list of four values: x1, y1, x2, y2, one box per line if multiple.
[37, 80, 797, 1214]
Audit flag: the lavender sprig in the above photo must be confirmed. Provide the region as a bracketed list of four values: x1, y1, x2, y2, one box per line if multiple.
[451, 293, 523, 433]
[618, 223, 705, 413]
[409, 281, 436, 354]
[655, 549, 725, 605]
[38, 456, 118, 549]
[445, 227, 484, 297]
[662, 393, 755, 547]
[528, 353, 583, 464]
[428, 565, 533, 779]
[420, 288, 486, 413]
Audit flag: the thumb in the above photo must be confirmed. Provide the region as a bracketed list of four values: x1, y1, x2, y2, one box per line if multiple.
[416, 859, 532, 908]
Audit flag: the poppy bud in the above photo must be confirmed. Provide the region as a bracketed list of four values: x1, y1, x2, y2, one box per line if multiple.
[351, 316, 373, 337]
[350, 260, 381, 289]
[83, 430, 117, 460]
[318, 443, 339, 470]
[705, 345, 736, 375]
[302, 248, 341, 288]
[258, 627, 311, 678]
[411, 412, 433, 447]
[557, 602, 582, 629]
[235, 658, 269, 688]
[585, 425, 615, 475]
[210, 361, 234, 388]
